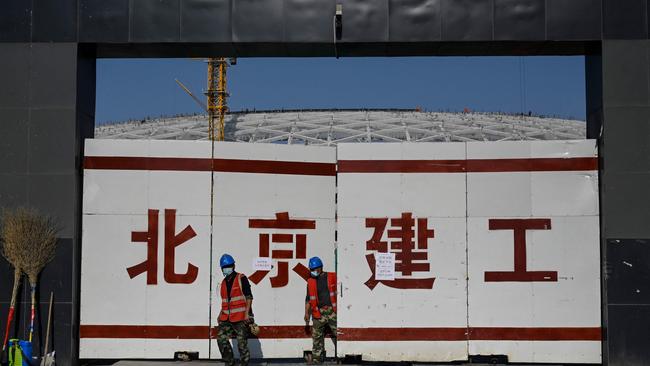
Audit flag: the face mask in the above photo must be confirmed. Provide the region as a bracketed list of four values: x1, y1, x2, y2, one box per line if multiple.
[222, 268, 233, 276]
[310, 271, 319, 277]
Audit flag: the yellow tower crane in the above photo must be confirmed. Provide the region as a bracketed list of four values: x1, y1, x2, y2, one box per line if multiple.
[175, 57, 235, 141]
[205, 58, 235, 141]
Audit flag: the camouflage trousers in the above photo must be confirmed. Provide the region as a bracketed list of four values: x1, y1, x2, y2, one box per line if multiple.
[217, 320, 250, 366]
[312, 307, 337, 362]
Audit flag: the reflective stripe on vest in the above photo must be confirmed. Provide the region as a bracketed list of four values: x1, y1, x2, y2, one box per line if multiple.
[219, 273, 248, 322]
[307, 272, 337, 319]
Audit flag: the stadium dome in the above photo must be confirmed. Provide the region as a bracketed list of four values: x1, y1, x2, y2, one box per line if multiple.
[95, 109, 586, 145]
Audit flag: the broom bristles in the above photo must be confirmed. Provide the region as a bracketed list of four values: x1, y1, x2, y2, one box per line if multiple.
[1, 207, 58, 285]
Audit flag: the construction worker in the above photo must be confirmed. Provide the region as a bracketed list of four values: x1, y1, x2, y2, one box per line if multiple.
[304, 256, 337, 364]
[217, 254, 253, 366]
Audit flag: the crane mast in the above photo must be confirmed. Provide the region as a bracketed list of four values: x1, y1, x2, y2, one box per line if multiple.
[206, 58, 231, 141]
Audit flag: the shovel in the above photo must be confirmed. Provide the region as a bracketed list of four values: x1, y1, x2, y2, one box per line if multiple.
[40, 293, 54, 366]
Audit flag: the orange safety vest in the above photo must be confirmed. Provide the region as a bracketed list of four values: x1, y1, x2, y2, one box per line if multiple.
[219, 273, 248, 322]
[307, 272, 337, 319]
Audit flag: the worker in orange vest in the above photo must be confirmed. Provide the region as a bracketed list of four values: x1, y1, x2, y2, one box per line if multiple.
[304, 256, 337, 364]
[217, 254, 253, 366]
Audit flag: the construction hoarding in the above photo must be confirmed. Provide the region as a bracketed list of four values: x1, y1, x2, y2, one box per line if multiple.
[336, 142, 469, 362]
[336, 140, 600, 364]
[80, 139, 600, 363]
[465, 141, 600, 364]
[80, 140, 336, 359]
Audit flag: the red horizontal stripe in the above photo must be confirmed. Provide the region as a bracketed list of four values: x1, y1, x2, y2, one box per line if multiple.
[466, 157, 598, 172]
[84, 157, 212, 171]
[84, 156, 596, 174]
[338, 327, 467, 341]
[338, 160, 466, 173]
[79, 325, 313, 339]
[338, 157, 597, 173]
[213, 159, 335, 176]
[79, 325, 209, 339]
[80, 325, 601, 341]
[339, 327, 601, 341]
[469, 327, 602, 341]
[83, 156, 336, 176]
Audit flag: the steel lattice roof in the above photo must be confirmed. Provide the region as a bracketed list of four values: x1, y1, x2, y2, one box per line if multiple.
[95, 110, 586, 144]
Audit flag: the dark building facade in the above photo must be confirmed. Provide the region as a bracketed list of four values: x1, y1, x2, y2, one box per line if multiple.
[0, 0, 649, 364]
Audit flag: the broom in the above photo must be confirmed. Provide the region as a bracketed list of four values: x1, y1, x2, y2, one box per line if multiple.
[1, 209, 26, 353]
[18, 209, 57, 343]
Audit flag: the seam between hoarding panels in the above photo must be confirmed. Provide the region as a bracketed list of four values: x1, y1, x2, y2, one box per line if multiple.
[464, 142, 470, 354]
[208, 140, 215, 358]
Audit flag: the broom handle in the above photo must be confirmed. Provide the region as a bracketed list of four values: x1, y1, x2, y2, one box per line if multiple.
[44, 292, 53, 355]
[1, 306, 15, 351]
[29, 286, 36, 342]
[2, 270, 21, 351]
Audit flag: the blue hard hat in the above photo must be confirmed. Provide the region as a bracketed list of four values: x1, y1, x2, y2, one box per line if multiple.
[308, 256, 323, 270]
[220, 254, 235, 268]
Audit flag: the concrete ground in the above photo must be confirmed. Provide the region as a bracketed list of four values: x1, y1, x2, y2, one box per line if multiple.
[112, 363, 337, 366]
[111, 362, 557, 366]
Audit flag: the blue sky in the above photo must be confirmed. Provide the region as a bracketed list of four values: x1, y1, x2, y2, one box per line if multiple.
[95, 56, 586, 124]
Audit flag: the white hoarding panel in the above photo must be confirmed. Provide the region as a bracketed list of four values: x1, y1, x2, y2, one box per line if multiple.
[210, 142, 337, 359]
[466, 140, 601, 364]
[81, 140, 213, 359]
[81, 140, 337, 360]
[336, 143, 469, 362]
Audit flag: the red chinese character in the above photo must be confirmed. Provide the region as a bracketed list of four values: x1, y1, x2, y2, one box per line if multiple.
[247, 212, 315, 288]
[364, 212, 436, 290]
[484, 218, 557, 282]
[127, 209, 198, 285]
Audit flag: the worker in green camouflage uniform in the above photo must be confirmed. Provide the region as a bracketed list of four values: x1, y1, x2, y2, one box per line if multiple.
[217, 254, 253, 366]
[304, 257, 337, 364]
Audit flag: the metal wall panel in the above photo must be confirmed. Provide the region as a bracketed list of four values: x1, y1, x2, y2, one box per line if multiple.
[29, 44, 78, 109]
[547, 0, 601, 40]
[232, 0, 284, 42]
[0, 43, 89, 366]
[339, 0, 389, 42]
[0, 0, 31, 41]
[600, 39, 650, 366]
[605, 240, 650, 365]
[337, 142, 469, 362]
[494, 0, 545, 40]
[132, 0, 181, 42]
[0, 0, 618, 45]
[0, 44, 30, 109]
[388, 0, 441, 42]
[603, 0, 647, 40]
[29, 109, 77, 175]
[440, 0, 493, 41]
[607, 303, 650, 366]
[602, 41, 650, 107]
[80, 0, 130, 42]
[32, 0, 78, 42]
[0, 109, 29, 174]
[180, 0, 232, 42]
[466, 140, 601, 364]
[285, 0, 336, 42]
[603, 106, 650, 173]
